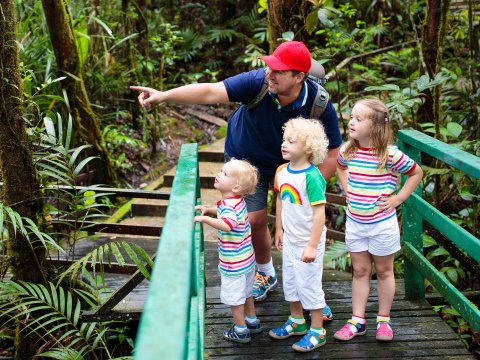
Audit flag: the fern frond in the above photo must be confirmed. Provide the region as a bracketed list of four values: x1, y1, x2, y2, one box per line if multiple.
[57, 241, 152, 285]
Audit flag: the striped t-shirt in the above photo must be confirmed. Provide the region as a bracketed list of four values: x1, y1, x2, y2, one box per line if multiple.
[274, 163, 327, 244]
[216, 195, 255, 276]
[337, 144, 417, 224]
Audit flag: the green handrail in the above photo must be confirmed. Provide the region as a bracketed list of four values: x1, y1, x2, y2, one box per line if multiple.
[398, 129, 480, 332]
[134, 143, 205, 359]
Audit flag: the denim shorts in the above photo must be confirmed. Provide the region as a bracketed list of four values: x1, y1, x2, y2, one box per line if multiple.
[224, 153, 273, 212]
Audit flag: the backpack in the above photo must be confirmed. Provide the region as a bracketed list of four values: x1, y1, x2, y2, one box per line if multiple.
[245, 59, 330, 119]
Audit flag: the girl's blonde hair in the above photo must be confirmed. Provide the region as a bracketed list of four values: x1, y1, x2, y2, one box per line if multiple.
[283, 117, 329, 165]
[343, 98, 392, 169]
[223, 159, 259, 196]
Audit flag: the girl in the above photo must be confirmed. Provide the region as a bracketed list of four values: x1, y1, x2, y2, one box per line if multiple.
[334, 98, 423, 342]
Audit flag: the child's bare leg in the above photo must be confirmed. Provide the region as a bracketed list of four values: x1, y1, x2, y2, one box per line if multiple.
[231, 304, 246, 326]
[373, 254, 395, 315]
[350, 251, 372, 317]
[245, 296, 255, 317]
[310, 308, 324, 329]
[290, 301, 303, 318]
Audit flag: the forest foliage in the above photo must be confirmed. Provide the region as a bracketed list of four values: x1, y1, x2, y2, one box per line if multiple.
[0, 0, 478, 358]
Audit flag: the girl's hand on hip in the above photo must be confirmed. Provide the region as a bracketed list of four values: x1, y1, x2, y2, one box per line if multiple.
[377, 195, 402, 211]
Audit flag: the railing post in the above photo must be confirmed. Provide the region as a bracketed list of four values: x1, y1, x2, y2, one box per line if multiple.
[398, 138, 424, 300]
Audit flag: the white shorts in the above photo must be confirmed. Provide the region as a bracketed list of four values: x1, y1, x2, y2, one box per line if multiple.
[345, 215, 401, 256]
[220, 268, 255, 306]
[282, 230, 326, 310]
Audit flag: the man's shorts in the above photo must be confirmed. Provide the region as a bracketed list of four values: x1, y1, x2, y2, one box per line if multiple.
[345, 215, 401, 256]
[220, 268, 255, 306]
[224, 152, 272, 212]
[282, 231, 326, 310]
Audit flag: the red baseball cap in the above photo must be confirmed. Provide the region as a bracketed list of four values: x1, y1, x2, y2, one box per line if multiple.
[260, 41, 311, 73]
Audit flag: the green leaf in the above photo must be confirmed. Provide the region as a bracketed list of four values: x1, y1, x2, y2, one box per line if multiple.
[43, 117, 57, 144]
[446, 122, 462, 138]
[68, 145, 92, 168]
[416, 74, 430, 91]
[426, 246, 449, 259]
[90, 15, 114, 38]
[72, 156, 97, 178]
[364, 84, 400, 91]
[84, 190, 96, 206]
[422, 234, 437, 248]
[281, 31, 294, 41]
[305, 11, 319, 34]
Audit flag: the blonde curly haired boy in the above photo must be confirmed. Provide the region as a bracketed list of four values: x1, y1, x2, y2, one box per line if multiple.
[269, 117, 330, 353]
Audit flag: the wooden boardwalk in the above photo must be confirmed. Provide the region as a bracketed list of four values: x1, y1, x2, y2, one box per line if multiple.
[66, 137, 475, 358]
[204, 243, 474, 359]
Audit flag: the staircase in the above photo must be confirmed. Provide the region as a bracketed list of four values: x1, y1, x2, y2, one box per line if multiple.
[126, 138, 225, 243]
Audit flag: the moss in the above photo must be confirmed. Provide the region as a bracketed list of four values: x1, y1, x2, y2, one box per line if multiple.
[215, 124, 228, 139]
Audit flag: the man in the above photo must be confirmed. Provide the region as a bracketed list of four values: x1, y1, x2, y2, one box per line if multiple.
[131, 41, 342, 305]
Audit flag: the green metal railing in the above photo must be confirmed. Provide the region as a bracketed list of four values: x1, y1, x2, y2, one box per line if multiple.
[398, 129, 480, 331]
[134, 143, 205, 360]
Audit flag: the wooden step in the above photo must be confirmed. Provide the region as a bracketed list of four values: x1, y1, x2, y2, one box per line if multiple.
[198, 138, 225, 163]
[131, 198, 169, 217]
[163, 161, 223, 188]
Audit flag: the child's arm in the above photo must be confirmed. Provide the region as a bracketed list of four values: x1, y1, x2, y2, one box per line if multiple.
[194, 215, 231, 232]
[378, 165, 423, 211]
[194, 205, 217, 216]
[336, 164, 349, 195]
[301, 204, 326, 263]
[274, 195, 283, 250]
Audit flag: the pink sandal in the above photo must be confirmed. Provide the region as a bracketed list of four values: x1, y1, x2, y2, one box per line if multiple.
[334, 319, 366, 341]
[376, 320, 393, 341]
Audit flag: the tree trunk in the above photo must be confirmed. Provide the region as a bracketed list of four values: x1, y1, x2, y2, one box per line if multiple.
[0, 2, 46, 358]
[41, 0, 117, 184]
[266, 0, 309, 50]
[417, 0, 451, 133]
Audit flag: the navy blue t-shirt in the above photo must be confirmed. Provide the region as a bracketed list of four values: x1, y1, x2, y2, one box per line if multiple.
[223, 68, 342, 177]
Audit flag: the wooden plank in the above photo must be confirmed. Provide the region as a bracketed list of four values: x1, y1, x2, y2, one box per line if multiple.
[92, 255, 154, 315]
[50, 185, 170, 199]
[52, 220, 162, 236]
[184, 108, 228, 127]
[52, 258, 139, 274]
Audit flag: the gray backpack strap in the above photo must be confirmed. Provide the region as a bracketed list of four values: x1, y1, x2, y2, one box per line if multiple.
[245, 79, 269, 110]
[310, 84, 329, 119]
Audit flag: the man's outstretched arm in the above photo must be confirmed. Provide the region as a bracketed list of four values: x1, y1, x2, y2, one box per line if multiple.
[130, 82, 229, 110]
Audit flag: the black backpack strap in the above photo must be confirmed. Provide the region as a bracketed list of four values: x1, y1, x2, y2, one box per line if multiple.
[245, 78, 269, 110]
[310, 84, 329, 119]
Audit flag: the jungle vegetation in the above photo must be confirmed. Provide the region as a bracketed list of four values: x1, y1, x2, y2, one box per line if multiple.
[0, 0, 478, 358]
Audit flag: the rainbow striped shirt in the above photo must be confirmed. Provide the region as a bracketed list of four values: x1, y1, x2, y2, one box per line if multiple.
[337, 144, 417, 224]
[216, 195, 255, 276]
[274, 163, 326, 244]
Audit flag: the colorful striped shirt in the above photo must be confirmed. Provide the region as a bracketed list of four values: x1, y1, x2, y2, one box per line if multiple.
[337, 144, 417, 224]
[274, 163, 327, 244]
[216, 195, 255, 276]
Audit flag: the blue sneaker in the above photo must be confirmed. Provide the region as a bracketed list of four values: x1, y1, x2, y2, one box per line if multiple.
[292, 329, 327, 352]
[305, 304, 334, 323]
[246, 320, 262, 334]
[252, 271, 278, 302]
[269, 318, 307, 339]
[323, 304, 333, 323]
[223, 325, 251, 343]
